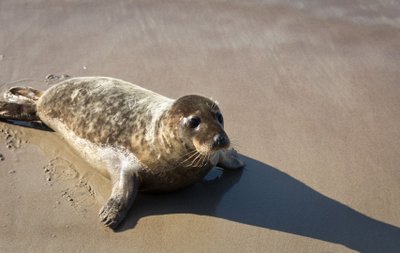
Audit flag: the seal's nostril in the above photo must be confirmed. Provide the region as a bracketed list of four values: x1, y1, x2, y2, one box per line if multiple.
[213, 134, 228, 147]
[213, 134, 221, 145]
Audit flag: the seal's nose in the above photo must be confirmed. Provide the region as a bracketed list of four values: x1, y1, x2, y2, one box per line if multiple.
[212, 133, 230, 149]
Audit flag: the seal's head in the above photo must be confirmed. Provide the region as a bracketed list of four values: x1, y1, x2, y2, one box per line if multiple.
[167, 95, 230, 156]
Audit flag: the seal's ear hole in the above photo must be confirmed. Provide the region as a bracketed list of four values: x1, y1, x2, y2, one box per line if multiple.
[187, 116, 201, 129]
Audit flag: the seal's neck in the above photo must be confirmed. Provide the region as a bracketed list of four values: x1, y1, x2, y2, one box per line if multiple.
[148, 109, 187, 162]
[155, 110, 180, 148]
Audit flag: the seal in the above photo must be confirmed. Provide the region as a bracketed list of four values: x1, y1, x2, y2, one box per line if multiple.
[0, 77, 245, 229]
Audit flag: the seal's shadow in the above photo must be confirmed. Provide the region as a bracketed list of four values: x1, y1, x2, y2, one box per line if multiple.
[121, 156, 400, 253]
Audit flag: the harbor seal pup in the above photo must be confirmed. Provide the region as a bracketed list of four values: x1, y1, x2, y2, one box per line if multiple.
[0, 77, 245, 229]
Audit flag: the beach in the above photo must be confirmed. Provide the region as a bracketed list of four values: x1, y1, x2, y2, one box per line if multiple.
[1, 1, 400, 252]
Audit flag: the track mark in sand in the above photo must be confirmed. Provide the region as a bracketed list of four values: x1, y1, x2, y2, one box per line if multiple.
[43, 157, 96, 215]
[43, 157, 79, 182]
[0, 127, 27, 150]
[45, 74, 71, 86]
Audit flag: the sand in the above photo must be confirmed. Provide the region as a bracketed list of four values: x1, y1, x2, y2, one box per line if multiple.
[1, 0, 400, 252]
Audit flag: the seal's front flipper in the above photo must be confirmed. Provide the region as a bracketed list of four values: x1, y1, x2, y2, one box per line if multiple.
[99, 171, 139, 229]
[217, 148, 245, 170]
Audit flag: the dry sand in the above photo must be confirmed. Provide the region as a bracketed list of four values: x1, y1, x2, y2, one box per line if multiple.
[1, 0, 400, 252]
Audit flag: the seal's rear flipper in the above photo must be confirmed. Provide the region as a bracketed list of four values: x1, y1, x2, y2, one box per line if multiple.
[4, 86, 43, 104]
[0, 101, 52, 131]
[0, 101, 40, 121]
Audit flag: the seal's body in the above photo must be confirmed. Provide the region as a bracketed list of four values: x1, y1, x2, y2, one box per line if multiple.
[0, 77, 244, 229]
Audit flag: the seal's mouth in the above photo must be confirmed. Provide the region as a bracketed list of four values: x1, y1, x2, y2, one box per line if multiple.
[180, 138, 230, 168]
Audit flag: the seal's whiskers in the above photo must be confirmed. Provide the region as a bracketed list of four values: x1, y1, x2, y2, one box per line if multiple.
[188, 152, 203, 167]
[193, 153, 204, 168]
[198, 153, 210, 168]
[179, 149, 199, 166]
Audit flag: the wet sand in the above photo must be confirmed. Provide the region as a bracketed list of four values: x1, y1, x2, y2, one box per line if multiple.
[1, 1, 400, 252]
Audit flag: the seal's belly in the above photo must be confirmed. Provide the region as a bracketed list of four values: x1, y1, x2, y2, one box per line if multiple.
[138, 152, 220, 192]
[138, 163, 215, 192]
[43, 118, 142, 179]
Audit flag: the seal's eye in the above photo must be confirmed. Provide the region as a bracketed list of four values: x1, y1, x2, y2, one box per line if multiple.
[187, 116, 201, 128]
[216, 112, 223, 124]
